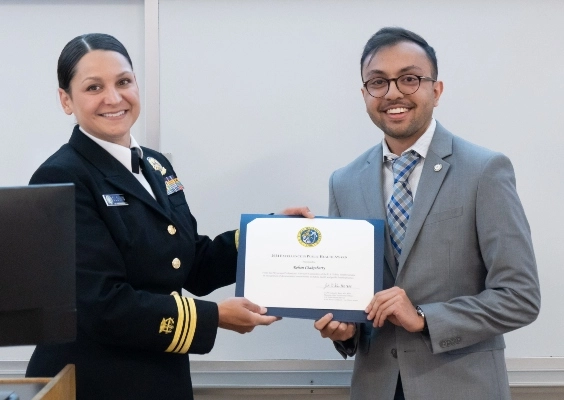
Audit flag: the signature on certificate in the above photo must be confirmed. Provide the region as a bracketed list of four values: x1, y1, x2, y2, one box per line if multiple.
[323, 282, 353, 290]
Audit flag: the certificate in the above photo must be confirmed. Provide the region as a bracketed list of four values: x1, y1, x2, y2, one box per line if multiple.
[235, 215, 384, 322]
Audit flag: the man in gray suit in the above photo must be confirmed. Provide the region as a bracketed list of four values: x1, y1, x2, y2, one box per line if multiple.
[314, 27, 540, 400]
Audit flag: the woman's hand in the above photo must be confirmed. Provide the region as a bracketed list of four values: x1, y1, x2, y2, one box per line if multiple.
[217, 297, 280, 334]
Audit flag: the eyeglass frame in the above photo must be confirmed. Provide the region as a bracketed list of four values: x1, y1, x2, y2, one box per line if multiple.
[362, 74, 437, 98]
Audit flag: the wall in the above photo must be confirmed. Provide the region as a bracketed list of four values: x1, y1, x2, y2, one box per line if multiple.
[0, 0, 144, 361]
[158, 0, 563, 361]
[0, 0, 562, 384]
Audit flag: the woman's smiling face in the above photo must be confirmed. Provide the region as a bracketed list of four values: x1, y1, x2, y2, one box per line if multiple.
[59, 50, 140, 147]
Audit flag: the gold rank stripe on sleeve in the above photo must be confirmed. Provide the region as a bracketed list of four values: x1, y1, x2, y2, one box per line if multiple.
[165, 294, 197, 354]
[178, 298, 197, 354]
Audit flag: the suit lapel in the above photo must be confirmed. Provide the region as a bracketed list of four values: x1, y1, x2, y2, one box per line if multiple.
[68, 127, 171, 220]
[396, 122, 453, 275]
[359, 144, 398, 278]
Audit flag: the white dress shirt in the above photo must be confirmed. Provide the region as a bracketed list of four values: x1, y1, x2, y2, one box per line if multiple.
[382, 118, 436, 203]
[79, 127, 156, 199]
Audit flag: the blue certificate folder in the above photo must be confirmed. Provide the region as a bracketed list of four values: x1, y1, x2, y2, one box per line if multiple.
[235, 214, 384, 323]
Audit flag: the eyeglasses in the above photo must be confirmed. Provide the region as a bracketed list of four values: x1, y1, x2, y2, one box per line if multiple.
[363, 74, 436, 98]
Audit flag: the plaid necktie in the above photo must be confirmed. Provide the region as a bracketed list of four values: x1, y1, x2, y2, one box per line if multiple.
[387, 150, 421, 265]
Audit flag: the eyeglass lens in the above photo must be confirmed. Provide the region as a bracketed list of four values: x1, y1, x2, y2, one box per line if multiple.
[365, 74, 422, 98]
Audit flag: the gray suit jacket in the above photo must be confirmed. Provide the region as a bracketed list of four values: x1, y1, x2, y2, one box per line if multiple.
[329, 122, 540, 400]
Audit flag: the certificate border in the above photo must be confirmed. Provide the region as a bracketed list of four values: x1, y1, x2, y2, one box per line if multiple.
[235, 214, 384, 323]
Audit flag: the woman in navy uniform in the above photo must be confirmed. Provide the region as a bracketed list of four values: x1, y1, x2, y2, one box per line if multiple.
[25, 33, 312, 400]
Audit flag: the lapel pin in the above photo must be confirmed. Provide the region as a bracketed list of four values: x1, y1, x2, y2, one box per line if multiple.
[147, 157, 167, 176]
[434, 164, 443, 172]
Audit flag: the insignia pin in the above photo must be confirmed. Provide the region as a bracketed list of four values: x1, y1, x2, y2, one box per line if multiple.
[147, 157, 167, 176]
[434, 164, 443, 172]
[159, 317, 175, 334]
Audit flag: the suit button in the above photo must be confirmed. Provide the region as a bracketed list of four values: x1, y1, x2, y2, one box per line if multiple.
[172, 258, 181, 269]
[167, 225, 177, 235]
[391, 348, 397, 358]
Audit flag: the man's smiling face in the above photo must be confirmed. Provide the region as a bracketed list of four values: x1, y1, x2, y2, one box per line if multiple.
[361, 41, 443, 153]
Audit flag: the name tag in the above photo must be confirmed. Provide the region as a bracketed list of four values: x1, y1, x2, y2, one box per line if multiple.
[103, 194, 128, 206]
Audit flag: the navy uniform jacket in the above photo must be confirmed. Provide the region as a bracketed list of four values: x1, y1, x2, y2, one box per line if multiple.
[26, 126, 238, 400]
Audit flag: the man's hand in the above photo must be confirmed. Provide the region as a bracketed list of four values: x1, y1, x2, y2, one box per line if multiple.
[278, 206, 314, 218]
[218, 297, 279, 334]
[365, 286, 425, 332]
[314, 313, 356, 341]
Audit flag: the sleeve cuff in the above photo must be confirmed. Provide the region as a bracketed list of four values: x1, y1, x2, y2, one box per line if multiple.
[164, 294, 198, 354]
[163, 294, 218, 354]
[333, 323, 361, 358]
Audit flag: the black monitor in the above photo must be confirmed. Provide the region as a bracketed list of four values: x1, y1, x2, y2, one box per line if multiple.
[0, 184, 76, 346]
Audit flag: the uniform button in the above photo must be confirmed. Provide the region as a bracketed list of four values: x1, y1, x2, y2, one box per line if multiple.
[170, 291, 179, 296]
[167, 225, 177, 235]
[391, 348, 398, 358]
[172, 258, 181, 269]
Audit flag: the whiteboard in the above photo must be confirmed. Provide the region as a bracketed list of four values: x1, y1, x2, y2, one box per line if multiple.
[159, 0, 562, 360]
[0, 0, 561, 364]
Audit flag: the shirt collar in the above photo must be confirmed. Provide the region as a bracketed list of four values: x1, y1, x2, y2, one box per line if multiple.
[79, 126, 144, 173]
[382, 118, 436, 162]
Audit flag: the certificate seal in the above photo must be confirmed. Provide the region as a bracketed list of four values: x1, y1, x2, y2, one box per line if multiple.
[298, 227, 322, 247]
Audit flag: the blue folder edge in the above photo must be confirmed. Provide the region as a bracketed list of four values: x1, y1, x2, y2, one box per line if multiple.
[235, 214, 384, 323]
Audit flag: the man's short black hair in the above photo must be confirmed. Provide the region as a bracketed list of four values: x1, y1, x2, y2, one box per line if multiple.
[361, 27, 438, 80]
